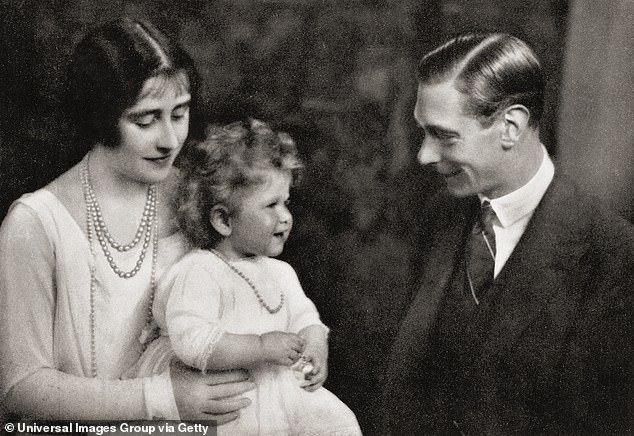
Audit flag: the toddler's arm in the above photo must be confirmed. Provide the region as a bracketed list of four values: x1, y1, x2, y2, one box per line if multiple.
[206, 330, 304, 370]
[298, 325, 329, 391]
[165, 257, 304, 371]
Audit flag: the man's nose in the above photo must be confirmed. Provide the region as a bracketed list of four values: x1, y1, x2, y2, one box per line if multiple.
[417, 136, 441, 165]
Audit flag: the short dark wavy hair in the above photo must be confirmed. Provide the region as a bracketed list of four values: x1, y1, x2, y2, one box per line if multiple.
[65, 17, 200, 149]
[177, 118, 303, 249]
[417, 33, 544, 128]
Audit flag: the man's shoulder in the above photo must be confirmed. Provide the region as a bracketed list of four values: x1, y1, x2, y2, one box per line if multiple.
[543, 173, 634, 254]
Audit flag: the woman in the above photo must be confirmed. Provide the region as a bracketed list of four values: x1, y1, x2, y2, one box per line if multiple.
[0, 18, 253, 421]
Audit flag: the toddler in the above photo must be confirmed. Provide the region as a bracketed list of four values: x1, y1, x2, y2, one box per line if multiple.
[134, 119, 361, 435]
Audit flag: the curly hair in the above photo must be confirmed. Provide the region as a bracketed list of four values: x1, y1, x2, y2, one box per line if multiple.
[177, 118, 303, 249]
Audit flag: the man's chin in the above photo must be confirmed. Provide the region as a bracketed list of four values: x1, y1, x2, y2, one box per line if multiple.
[445, 182, 475, 198]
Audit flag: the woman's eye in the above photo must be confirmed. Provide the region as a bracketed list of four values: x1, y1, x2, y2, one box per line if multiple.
[134, 114, 155, 127]
[172, 106, 189, 120]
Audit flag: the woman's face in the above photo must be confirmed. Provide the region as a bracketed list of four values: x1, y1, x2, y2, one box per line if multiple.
[103, 74, 191, 185]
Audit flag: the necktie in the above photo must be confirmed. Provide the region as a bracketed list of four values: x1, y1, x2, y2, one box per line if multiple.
[466, 201, 497, 305]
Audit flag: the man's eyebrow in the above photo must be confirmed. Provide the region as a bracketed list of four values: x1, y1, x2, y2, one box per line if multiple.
[424, 124, 460, 137]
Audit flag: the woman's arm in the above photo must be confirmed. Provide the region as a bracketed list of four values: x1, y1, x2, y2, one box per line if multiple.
[0, 202, 254, 421]
[0, 203, 148, 419]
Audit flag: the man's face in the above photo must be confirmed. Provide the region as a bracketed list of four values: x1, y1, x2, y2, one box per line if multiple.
[414, 81, 508, 198]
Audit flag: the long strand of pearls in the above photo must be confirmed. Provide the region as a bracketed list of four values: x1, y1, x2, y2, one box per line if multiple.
[81, 157, 156, 278]
[80, 154, 159, 377]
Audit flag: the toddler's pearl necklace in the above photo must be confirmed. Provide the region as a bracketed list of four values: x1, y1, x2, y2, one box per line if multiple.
[80, 154, 158, 377]
[210, 249, 285, 314]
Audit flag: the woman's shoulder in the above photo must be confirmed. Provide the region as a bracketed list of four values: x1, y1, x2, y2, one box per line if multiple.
[45, 162, 85, 220]
[1, 169, 83, 248]
[5, 164, 81, 228]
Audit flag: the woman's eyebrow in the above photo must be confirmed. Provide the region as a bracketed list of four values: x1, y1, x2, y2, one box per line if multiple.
[125, 99, 191, 118]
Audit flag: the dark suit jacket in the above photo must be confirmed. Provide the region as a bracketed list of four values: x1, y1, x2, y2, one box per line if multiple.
[383, 173, 634, 435]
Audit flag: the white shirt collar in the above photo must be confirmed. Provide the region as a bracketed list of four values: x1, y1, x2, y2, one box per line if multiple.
[479, 145, 555, 228]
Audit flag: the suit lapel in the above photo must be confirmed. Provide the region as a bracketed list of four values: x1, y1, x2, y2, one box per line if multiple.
[407, 196, 476, 346]
[472, 174, 591, 351]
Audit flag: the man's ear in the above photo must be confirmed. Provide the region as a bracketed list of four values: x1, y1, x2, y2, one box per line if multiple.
[501, 104, 530, 149]
[209, 204, 232, 237]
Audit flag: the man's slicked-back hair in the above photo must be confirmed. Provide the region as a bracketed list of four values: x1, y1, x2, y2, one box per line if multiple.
[65, 17, 200, 149]
[417, 33, 544, 128]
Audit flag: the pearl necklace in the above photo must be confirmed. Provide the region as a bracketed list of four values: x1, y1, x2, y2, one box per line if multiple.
[80, 154, 159, 377]
[210, 249, 285, 314]
[81, 159, 157, 279]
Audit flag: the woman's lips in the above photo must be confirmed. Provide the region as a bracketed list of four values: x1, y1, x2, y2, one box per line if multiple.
[145, 155, 171, 165]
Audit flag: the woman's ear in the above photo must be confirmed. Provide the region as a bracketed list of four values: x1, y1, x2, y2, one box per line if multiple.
[209, 204, 232, 237]
[501, 104, 530, 149]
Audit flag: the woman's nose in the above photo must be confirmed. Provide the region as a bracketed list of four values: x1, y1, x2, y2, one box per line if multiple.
[157, 120, 179, 151]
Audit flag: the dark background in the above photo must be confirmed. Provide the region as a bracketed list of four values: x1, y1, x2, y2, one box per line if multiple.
[3, 1, 629, 434]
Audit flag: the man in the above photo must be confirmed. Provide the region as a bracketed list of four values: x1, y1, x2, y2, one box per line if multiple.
[383, 33, 634, 435]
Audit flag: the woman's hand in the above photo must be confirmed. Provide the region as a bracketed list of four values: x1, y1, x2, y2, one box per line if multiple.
[260, 331, 305, 366]
[170, 359, 255, 423]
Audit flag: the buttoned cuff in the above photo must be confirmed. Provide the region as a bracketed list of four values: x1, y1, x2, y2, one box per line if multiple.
[142, 368, 180, 420]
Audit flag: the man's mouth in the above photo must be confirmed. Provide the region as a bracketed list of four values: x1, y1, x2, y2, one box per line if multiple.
[439, 168, 461, 178]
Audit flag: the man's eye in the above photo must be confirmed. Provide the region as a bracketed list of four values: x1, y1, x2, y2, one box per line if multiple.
[438, 134, 458, 144]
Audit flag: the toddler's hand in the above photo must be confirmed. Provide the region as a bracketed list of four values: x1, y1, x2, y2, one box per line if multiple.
[300, 349, 328, 391]
[260, 331, 304, 366]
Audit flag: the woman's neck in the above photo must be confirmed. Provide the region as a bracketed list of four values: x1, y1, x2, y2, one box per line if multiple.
[83, 148, 156, 243]
[87, 147, 149, 200]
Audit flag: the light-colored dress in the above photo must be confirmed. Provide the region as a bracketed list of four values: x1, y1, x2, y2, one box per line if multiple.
[134, 249, 361, 436]
[0, 189, 187, 418]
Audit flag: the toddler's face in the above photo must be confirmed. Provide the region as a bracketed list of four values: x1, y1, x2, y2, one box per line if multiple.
[228, 169, 293, 258]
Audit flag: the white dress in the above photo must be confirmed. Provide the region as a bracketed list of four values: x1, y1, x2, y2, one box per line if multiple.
[134, 249, 362, 435]
[0, 189, 188, 418]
